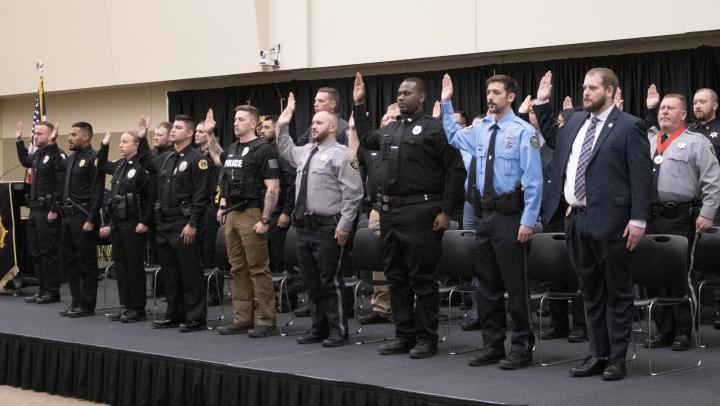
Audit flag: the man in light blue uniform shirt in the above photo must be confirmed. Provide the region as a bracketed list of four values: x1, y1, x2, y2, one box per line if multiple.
[441, 73, 543, 370]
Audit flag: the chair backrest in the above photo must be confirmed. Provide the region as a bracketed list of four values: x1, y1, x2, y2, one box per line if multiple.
[357, 217, 369, 230]
[214, 225, 229, 272]
[283, 226, 299, 272]
[352, 227, 384, 280]
[527, 233, 577, 286]
[437, 230, 476, 279]
[631, 234, 688, 291]
[693, 226, 720, 275]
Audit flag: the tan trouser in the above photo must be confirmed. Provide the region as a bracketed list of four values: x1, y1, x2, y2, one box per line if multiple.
[368, 209, 391, 316]
[224, 208, 276, 326]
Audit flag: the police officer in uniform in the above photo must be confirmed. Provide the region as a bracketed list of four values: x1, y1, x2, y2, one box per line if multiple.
[151, 114, 209, 332]
[442, 74, 543, 369]
[277, 93, 364, 347]
[15, 120, 66, 304]
[97, 130, 153, 322]
[59, 122, 104, 317]
[215, 105, 280, 338]
[642, 94, 720, 350]
[352, 73, 466, 358]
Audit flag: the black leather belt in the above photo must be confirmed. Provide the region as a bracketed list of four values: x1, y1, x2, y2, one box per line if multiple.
[375, 193, 443, 212]
[565, 206, 586, 217]
[650, 201, 698, 219]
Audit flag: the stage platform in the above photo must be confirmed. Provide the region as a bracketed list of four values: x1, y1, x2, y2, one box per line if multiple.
[2, 283, 720, 406]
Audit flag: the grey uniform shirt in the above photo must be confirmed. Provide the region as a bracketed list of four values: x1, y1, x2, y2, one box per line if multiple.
[648, 127, 720, 219]
[277, 123, 364, 231]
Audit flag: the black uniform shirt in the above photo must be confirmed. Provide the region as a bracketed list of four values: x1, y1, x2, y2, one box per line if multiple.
[220, 138, 280, 203]
[157, 144, 209, 227]
[688, 117, 720, 158]
[96, 144, 153, 225]
[16, 140, 66, 212]
[63, 146, 104, 224]
[357, 146, 381, 204]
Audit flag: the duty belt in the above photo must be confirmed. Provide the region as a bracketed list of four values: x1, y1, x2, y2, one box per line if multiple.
[61, 200, 90, 217]
[473, 190, 524, 215]
[650, 201, 699, 220]
[374, 193, 443, 212]
[28, 194, 53, 209]
[293, 212, 339, 230]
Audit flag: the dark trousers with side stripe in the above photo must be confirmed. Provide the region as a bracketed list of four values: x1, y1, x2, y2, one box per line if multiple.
[296, 225, 347, 338]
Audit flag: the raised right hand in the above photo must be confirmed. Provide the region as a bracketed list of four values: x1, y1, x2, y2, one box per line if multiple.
[277, 93, 296, 127]
[102, 129, 112, 145]
[441, 74, 453, 102]
[15, 121, 22, 141]
[518, 95, 533, 114]
[138, 116, 150, 139]
[353, 72, 365, 105]
[536, 71, 553, 102]
[646, 84, 660, 109]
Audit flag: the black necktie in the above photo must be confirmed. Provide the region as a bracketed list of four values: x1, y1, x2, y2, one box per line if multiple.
[63, 154, 76, 205]
[483, 124, 499, 199]
[30, 152, 40, 201]
[465, 157, 477, 202]
[295, 146, 318, 215]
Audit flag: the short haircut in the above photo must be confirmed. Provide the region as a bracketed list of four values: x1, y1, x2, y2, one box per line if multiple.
[316, 87, 339, 105]
[585, 67, 619, 96]
[486, 74, 517, 95]
[38, 121, 55, 132]
[234, 105, 260, 121]
[122, 131, 140, 145]
[71, 121, 94, 138]
[454, 110, 469, 124]
[663, 93, 688, 111]
[196, 120, 205, 127]
[174, 114, 196, 131]
[263, 115, 279, 124]
[156, 121, 172, 132]
[695, 88, 718, 104]
[402, 77, 426, 94]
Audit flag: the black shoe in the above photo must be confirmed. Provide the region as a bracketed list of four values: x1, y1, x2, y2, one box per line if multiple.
[36, 292, 60, 304]
[59, 306, 76, 317]
[359, 311, 391, 325]
[568, 328, 588, 343]
[120, 310, 147, 323]
[468, 347, 505, 366]
[152, 319, 181, 329]
[179, 320, 207, 332]
[248, 325, 277, 338]
[570, 357, 607, 377]
[25, 292, 41, 303]
[322, 335, 349, 347]
[602, 359, 626, 381]
[644, 333, 674, 349]
[460, 319, 482, 331]
[540, 326, 569, 340]
[67, 307, 95, 318]
[207, 297, 221, 307]
[217, 324, 252, 335]
[107, 307, 128, 321]
[379, 339, 414, 355]
[297, 333, 328, 344]
[409, 342, 437, 359]
[499, 351, 533, 370]
[293, 305, 311, 318]
[671, 334, 691, 351]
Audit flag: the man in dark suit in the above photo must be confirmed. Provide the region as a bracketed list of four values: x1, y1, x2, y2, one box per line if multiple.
[533, 68, 652, 381]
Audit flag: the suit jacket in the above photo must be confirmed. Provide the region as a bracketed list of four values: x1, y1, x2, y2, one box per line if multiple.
[535, 102, 652, 240]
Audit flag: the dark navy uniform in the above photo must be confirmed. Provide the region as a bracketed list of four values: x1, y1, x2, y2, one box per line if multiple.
[16, 140, 66, 302]
[353, 104, 466, 349]
[97, 144, 153, 320]
[61, 145, 104, 313]
[153, 145, 209, 327]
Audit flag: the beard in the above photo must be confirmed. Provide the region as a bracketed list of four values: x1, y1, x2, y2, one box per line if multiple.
[583, 95, 607, 113]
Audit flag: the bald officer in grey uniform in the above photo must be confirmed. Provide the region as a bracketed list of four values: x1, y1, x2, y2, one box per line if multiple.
[275, 93, 364, 347]
[643, 93, 720, 351]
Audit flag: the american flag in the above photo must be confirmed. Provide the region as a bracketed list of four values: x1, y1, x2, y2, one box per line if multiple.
[25, 75, 46, 184]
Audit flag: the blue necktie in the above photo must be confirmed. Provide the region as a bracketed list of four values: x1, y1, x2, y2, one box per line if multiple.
[574, 117, 600, 202]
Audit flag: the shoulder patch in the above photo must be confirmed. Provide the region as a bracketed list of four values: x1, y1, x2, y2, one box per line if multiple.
[529, 135, 540, 150]
[198, 159, 208, 170]
[268, 158, 279, 169]
[348, 156, 360, 173]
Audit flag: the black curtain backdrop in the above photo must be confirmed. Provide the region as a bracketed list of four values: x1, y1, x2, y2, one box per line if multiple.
[169, 45, 720, 147]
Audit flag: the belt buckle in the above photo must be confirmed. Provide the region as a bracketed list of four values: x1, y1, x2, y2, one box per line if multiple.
[565, 206, 572, 217]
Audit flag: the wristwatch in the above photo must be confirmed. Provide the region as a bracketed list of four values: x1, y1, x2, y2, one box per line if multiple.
[261, 217, 270, 225]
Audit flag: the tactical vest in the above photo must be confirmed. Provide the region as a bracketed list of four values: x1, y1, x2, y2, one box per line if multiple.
[221, 138, 266, 204]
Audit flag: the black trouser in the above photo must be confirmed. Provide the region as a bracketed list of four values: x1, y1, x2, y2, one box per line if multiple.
[27, 208, 62, 294]
[646, 211, 694, 338]
[62, 213, 98, 309]
[111, 220, 147, 313]
[156, 218, 206, 323]
[566, 211, 633, 360]
[296, 225, 346, 337]
[198, 206, 223, 300]
[380, 202, 441, 345]
[473, 208, 534, 355]
[547, 286, 586, 333]
[268, 212, 288, 274]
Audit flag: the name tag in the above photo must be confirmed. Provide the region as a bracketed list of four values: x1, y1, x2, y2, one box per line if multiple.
[225, 159, 243, 168]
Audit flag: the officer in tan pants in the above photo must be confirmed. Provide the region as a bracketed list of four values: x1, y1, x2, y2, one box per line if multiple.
[217, 105, 281, 338]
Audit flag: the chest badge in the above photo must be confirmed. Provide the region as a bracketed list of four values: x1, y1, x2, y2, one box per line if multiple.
[677, 142, 687, 150]
[710, 132, 718, 139]
[43, 155, 49, 164]
[504, 136, 514, 148]
[179, 161, 188, 172]
[79, 159, 86, 167]
[412, 125, 422, 135]
[242, 147, 250, 156]
[127, 168, 136, 179]
[319, 153, 329, 163]
[608, 123, 614, 128]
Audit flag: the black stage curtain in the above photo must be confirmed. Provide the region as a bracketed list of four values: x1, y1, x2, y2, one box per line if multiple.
[169, 46, 720, 146]
[0, 333, 507, 406]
